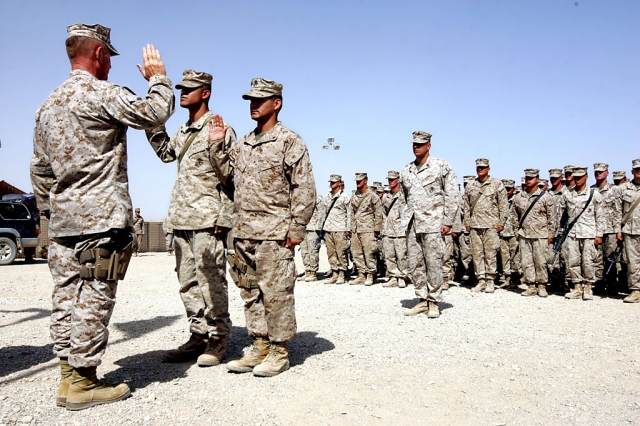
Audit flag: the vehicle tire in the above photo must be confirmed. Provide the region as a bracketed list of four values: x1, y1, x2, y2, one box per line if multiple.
[0, 237, 18, 265]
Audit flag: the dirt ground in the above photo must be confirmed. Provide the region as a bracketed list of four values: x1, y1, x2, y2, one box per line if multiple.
[1, 249, 639, 425]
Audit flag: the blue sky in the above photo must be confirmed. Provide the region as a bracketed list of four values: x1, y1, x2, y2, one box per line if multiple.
[1, 0, 638, 220]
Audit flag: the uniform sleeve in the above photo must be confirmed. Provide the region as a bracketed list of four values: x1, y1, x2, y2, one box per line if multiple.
[30, 113, 55, 212]
[510, 197, 520, 234]
[442, 165, 458, 227]
[372, 193, 384, 232]
[214, 127, 237, 228]
[463, 188, 471, 227]
[145, 125, 178, 163]
[544, 195, 556, 239]
[349, 196, 356, 233]
[208, 136, 237, 201]
[594, 193, 605, 238]
[315, 196, 327, 231]
[613, 186, 622, 234]
[496, 182, 509, 227]
[285, 140, 316, 240]
[103, 75, 175, 130]
[345, 195, 352, 232]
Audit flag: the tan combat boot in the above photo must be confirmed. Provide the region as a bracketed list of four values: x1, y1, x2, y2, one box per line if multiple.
[564, 283, 583, 299]
[197, 335, 227, 367]
[398, 277, 407, 288]
[325, 271, 338, 284]
[65, 367, 130, 411]
[253, 341, 290, 377]
[336, 271, 345, 284]
[227, 337, 270, 373]
[442, 279, 450, 290]
[623, 290, 640, 303]
[383, 277, 398, 288]
[163, 333, 207, 362]
[582, 283, 593, 300]
[537, 284, 548, 298]
[472, 279, 487, 293]
[521, 284, 537, 296]
[57, 358, 74, 407]
[404, 299, 429, 316]
[350, 272, 366, 285]
[499, 275, 512, 289]
[364, 273, 374, 286]
[427, 301, 440, 319]
[305, 272, 317, 282]
[298, 272, 309, 282]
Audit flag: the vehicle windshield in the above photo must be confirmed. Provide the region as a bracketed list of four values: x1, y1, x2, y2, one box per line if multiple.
[0, 203, 31, 220]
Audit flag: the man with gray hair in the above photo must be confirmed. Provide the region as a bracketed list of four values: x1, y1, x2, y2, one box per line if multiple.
[401, 131, 458, 318]
[145, 69, 237, 367]
[464, 158, 509, 293]
[31, 23, 174, 409]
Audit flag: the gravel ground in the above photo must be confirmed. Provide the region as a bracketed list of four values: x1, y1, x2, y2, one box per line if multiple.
[1, 248, 639, 425]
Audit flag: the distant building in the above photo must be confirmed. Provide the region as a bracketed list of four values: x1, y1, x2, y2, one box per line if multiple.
[0, 181, 25, 198]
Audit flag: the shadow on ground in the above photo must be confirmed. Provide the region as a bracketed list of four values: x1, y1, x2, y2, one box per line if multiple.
[0, 344, 54, 377]
[400, 299, 453, 311]
[0, 308, 51, 328]
[113, 315, 182, 340]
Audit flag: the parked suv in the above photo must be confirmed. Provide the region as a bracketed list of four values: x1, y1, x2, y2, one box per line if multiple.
[0, 194, 40, 265]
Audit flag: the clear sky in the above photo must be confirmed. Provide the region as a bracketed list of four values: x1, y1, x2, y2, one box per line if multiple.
[0, 0, 638, 220]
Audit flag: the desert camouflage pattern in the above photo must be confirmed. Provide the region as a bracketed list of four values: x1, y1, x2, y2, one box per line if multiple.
[619, 181, 640, 235]
[501, 198, 516, 238]
[382, 191, 406, 237]
[519, 237, 550, 284]
[234, 239, 296, 342]
[594, 234, 620, 281]
[351, 232, 378, 274]
[174, 229, 231, 336]
[323, 191, 351, 232]
[350, 189, 384, 233]
[399, 156, 458, 233]
[383, 236, 407, 278]
[306, 194, 326, 231]
[558, 188, 605, 238]
[471, 228, 500, 281]
[210, 122, 315, 241]
[132, 215, 145, 235]
[591, 183, 621, 234]
[624, 234, 640, 290]
[48, 234, 119, 368]
[300, 231, 321, 273]
[511, 189, 557, 239]
[146, 111, 236, 230]
[565, 236, 598, 284]
[31, 71, 175, 237]
[325, 231, 349, 272]
[463, 177, 509, 229]
[406, 223, 445, 302]
[500, 236, 520, 276]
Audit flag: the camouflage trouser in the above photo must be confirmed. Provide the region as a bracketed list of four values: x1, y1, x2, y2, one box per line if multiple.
[407, 224, 445, 302]
[133, 233, 143, 254]
[352, 232, 378, 274]
[470, 228, 500, 281]
[500, 236, 520, 276]
[234, 239, 296, 342]
[624, 234, 640, 290]
[165, 232, 174, 252]
[49, 234, 119, 368]
[383, 236, 407, 277]
[594, 233, 619, 281]
[442, 234, 456, 279]
[565, 236, 597, 284]
[459, 232, 473, 272]
[300, 231, 320, 273]
[519, 237, 549, 284]
[174, 229, 231, 337]
[325, 231, 348, 272]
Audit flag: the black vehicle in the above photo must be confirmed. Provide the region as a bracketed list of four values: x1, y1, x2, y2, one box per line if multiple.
[0, 194, 40, 265]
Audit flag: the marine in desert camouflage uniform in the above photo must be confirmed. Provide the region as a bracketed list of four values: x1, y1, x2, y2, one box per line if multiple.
[299, 194, 326, 281]
[30, 24, 174, 409]
[132, 208, 144, 255]
[323, 175, 351, 284]
[619, 159, 640, 303]
[349, 173, 384, 286]
[145, 70, 237, 366]
[208, 78, 316, 377]
[498, 179, 520, 289]
[381, 170, 408, 288]
[464, 158, 509, 294]
[401, 131, 458, 318]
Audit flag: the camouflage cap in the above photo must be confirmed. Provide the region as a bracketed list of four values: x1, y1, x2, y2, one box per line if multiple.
[329, 174, 342, 183]
[463, 175, 475, 183]
[387, 170, 400, 179]
[135, 208, 140, 212]
[384, 185, 391, 192]
[175, 69, 213, 90]
[242, 78, 283, 100]
[521, 177, 526, 185]
[376, 186, 385, 193]
[67, 23, 119, 56]
[372, 181, 383, 189]
[355, 172, 368, 181]
[538, 179, 549, 187]
[593, 162, 609, 172]
[476, 158, 490, 167]
[501, 179, 515, 188]
[633, 159, 640, 169]
[613, 171, 626, 180]
[572, 166, 588, 177]
[564, 165, 574, 175]
[549, 168, 563, 179]
[524, 168, 539, 178]
[412, 131, 432, 144]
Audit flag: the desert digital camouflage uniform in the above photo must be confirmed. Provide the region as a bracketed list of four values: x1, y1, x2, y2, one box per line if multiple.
[547, 171, 570, 284]
[511, 185, 556, 288]
[499, 180, 520, 284]
[132, 210, 144, 254]
[30, 55, 175, 368]
[146, 100, 237, 339]
[400, 153, 458, 303]
[300, 194, 326, 275]
[619, 162, 640, 299]
[464, 169, 509, 285]
[210, 118, 316, 343]
[458, 179, 474, 280]
[162, 218, 174, 254]
[558, 178, 605, 292]
[590, 164, 622, 285]
[323, 188, 351, 275]
[350, 184, 384, 278]
[382, 187, 408, 282]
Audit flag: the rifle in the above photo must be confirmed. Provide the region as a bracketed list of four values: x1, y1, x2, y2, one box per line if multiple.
[605, 241, 623, 277]
[549, 189, 594, 266]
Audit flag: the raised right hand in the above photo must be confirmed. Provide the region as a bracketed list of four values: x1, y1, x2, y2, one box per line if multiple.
[209, 115, 228, 141]
[136, 44, 167, 81]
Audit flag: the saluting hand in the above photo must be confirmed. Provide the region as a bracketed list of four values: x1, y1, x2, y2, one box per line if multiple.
[209, 115, 228, 141]
[137, 44, 167, 81]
